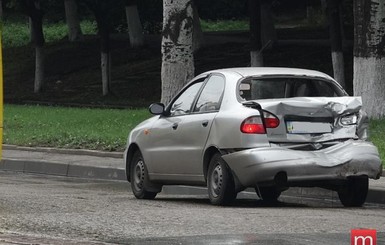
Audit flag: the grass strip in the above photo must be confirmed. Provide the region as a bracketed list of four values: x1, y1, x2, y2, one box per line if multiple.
[2, 20, 97, 48]
[3, 104, 150, 151]
[3, 105, 385, 168]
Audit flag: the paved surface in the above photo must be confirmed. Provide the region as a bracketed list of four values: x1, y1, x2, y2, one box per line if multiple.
[0, 172, 384, 245]
[1, 145, 385, 205]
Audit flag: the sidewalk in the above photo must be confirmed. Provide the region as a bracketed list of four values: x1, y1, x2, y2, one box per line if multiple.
[1, 145, 384, 205]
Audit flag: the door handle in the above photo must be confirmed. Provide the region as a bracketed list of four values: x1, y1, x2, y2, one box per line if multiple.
[172, 123, 178, 130]
[202, 120, 209, 127]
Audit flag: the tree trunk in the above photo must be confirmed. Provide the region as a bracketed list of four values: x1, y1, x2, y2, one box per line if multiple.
[34, 46, 44, 93]
[0, 0, 3, 19]
[192, 1, 203, 52]
[320, 0, 327, 14]
[260, 0, 276, 48]
[29, 17, 34, 43]
[306, 0, 315, 21]
[64, 0, 83, 42]
[161, 0, 194, 104]
[327, 0, 345, 88]
[92, 1, 111, 96]
[22, 0, 45, 93]
[353, 0, 385, 119]
[249, 0, 263, 67]
[101, 51, 111, 96]
[125, 0, 144, 48]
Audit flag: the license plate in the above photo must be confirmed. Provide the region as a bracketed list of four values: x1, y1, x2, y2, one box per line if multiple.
[286, 121, 332, 134]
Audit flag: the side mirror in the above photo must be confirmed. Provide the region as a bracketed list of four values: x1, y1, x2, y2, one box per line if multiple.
[149, 103, 165, 115]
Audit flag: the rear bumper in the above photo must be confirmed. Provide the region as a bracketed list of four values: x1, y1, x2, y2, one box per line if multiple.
[222, 140, 382, 188]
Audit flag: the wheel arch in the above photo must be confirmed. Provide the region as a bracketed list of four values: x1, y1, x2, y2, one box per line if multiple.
[203, 146, 221, 182]
[125, 143, 141, 182]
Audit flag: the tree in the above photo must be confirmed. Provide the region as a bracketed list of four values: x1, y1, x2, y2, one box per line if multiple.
[85, 0, 113, 96]
[64, 0, 83, 42]
[20, 0, 45, 93]
[327, 0, 345, 88]
[353, 0, 385, 119]
[161, 0, 194, 104]
[260, 0, 276, 48]
[125, 0, 144, 48]
[192, 1, 203, 52]
[249, 0, 263, 67]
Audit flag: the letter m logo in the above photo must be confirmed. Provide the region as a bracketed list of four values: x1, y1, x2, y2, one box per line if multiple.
[351, 229, 376, 245]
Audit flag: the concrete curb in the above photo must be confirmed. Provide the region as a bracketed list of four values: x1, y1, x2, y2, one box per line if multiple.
[3, 145, 123, 159]
[0, 159, 126, 181]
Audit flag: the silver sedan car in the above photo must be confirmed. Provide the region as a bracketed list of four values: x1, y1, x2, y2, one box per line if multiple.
[124, 67, 382, 206]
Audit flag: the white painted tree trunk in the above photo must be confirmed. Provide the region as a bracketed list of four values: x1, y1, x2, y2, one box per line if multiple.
[161, 0, 194, 105]
[101, 52, 111, 96]
[331, 51, 345, 87]
[125, 5, 144, 48]
[250, 51, 263, 67]
[34, 46, 44, 93]
[64, 0, 83, 42]
[353, 0, 385, 119]
[354, 58, 385, 119]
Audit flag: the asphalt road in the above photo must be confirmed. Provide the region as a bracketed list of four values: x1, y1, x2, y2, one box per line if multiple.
[0, 172, 384, 245]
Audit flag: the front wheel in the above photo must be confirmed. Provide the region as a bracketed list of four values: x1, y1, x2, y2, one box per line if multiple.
[130, 151, 157, 199]
[207, 153, 237, 205]
[338, 176, 368, 207]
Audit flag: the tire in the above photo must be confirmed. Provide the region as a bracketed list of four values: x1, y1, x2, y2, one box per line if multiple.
[338, 176, 368, 207]
[130, 151, 157, 200]
[256, 186, 281, 203]
[207, 153, 237, 205]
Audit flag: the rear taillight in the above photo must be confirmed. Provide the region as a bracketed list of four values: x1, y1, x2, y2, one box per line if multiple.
[241, 111, 280, 134]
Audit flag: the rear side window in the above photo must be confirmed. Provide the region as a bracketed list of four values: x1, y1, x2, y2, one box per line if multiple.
[239, 77, 342, 101]
[194, 75, 225, 113]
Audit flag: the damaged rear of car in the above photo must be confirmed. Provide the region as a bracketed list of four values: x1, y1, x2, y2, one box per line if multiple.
[220, 74, 382, 207]
[125, 67, 382, 207]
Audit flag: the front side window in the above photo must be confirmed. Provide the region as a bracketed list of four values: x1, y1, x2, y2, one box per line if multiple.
[239, 77, 343, 101]
[169, 82, 203, 116]
[194, 75, 225, 113]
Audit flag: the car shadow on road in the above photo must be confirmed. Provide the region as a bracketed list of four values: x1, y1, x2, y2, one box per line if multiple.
[154, 196, 313, 208]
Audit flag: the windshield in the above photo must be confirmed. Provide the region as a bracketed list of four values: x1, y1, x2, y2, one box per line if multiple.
[239, 77, 344, 101]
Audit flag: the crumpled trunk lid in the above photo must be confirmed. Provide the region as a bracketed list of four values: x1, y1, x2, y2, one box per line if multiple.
[254, 96, 365, 143]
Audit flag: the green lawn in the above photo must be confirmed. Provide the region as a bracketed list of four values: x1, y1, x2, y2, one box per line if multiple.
[369, 118, 385, 167]
[3, 104, 150, 151]
[3, 104, 385, 168]
[2, 19, 97, 48]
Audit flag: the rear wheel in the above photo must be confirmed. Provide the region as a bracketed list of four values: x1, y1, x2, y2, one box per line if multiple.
[256, 186, 281, 203]
[130, 151, 157, 199]
[338, 176, 368, 207]
[207, 153, 237, 205]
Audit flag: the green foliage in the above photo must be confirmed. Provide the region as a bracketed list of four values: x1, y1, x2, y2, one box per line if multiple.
[369, 118, 385, 167]
[3, 105, 151, 151]
[200, 19, 248, 32]
[2, 19, 97, 48]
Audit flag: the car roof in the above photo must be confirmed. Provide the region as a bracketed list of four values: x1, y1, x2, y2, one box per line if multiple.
[203, 67, 335, 81]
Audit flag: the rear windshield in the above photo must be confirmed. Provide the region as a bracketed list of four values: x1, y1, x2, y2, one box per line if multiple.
[239, 77, 344, 101]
